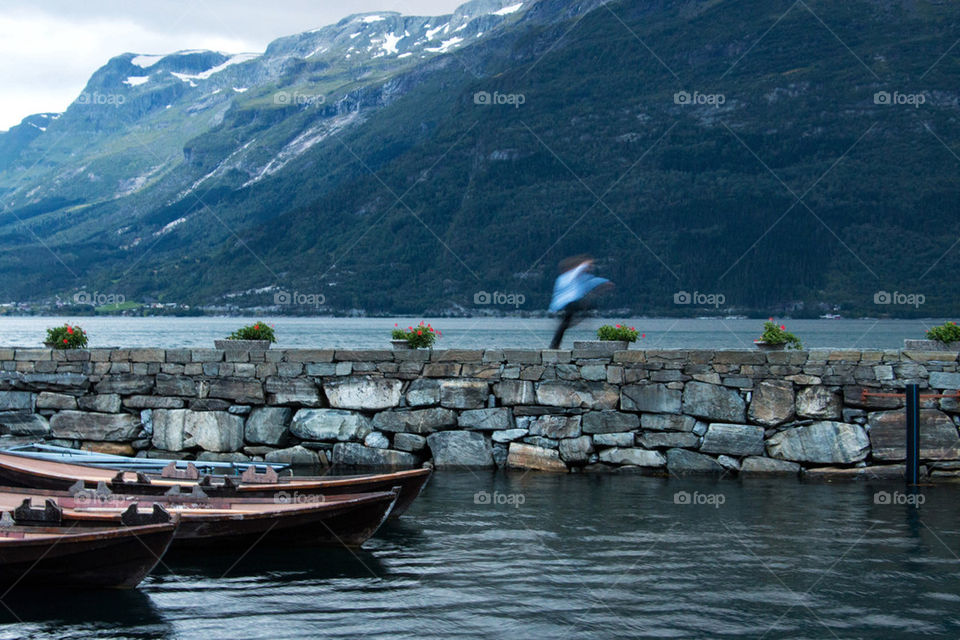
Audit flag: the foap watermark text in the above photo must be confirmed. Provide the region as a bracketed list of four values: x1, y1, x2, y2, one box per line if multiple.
[474, 91, 525, 108]
[874, 290, 924, 308]
[275, 290, 326, 307]
[474, 490, 525, 508]
[474, 290, 526, 309]
[674, 290, 725, 308]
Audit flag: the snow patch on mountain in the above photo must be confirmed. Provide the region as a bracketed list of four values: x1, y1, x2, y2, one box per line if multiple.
[169, 53, 261, 82]
[493, 2, 524, 16]
[425, 37, 463, 53]
[124, 76, 150, 87]
[380, 33, 402, 55]
[154, 216, 187, 237]
[243, 112, 360, 187]
[131, 54, 163, 68]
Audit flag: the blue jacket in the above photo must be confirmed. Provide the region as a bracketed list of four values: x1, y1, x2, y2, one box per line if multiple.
[549, 263, 609, 312]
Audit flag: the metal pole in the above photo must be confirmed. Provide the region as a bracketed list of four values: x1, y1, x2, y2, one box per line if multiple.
[905, 383, 920, 485]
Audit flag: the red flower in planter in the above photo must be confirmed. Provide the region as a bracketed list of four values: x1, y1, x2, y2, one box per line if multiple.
[67, 326, 74, 334]
[62, 338, 68, 344]
[417, 330, 422, 335]
[780, 325, 786, 330]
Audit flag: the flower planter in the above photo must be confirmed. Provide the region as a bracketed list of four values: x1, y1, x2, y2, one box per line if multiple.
[391, 339, 411, 350]
[214, 339, 271, 352]
[904, 339, 959, 352]
[574, 340, 629, 354]
[754, 341, 786, 351]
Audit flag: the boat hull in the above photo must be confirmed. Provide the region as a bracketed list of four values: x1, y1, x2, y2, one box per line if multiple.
[0, 523, 175, 590]
[0, 452, 430, 518]
[0, 488, 398, 550]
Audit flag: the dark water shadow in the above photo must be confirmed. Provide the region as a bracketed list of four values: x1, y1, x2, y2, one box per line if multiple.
[0, 586, 169, 631]
[159, 544, 388, 581]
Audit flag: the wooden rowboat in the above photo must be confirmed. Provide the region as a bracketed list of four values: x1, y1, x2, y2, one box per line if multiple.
[0, 452, 430, 518]
[0, 487, 399, 550]
[0, 502, 175, 590]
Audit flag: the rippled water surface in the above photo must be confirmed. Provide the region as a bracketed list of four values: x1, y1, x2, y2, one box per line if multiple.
[0, 316, 946, 349]
[2, 472, 959, 639]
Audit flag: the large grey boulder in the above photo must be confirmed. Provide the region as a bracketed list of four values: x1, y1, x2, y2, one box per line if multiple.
[151, 409, 244, 452]
[21, 373, 89, 393]
[427, 431, 494, 468]
[244, 407, 292, 446]
[155, 373, 197, 397]
[493, 380, 537, 405]
[766, 421, 869, 464]
[582, 411, 639, 434]
[406, 379, 440, 406]
[641, 414, 698, 432]
[0, 411, 50, 436]
[748, 380, 795, 426]
[208, 378, 264, 404]
[621, 384, 681, 414]
[699, 423, 764, 456]
[393, 432, 427, 452]
[264, 377, 323, 406]
[331, 443, 417, 468]
[0, 392, 34, 411]
[740, 456, 801, 476]
[324, 377, 402, 410]
[491, 428, 528, 443]
[559, 436, 594, 464]
[78, 394, 122, 413]
[795, 386, 842, 420]
[95, 374, 153, 395]
[264, 445, 321, 466]
[929, 372, 960, 389]
[592, 432, 635, 447]
[598, 447, 666, 467]
[868, 409, 960, 461]
[638, 431, 699, 449]
[527, 415, 581, 439]
[364, 432, 390, 449]
[37, 392, 78, 410]
[506, 443, 568, 472]
[458, 407, 513, 430]
[290, 409, 372, 442]
[535, 381, 618, 409]
[682, 382, 745, 423]
[372, 408, 457, 434]
[49, 411, 139, 441]
[665, 448, 724, 474]
[440, 381, 489, 409]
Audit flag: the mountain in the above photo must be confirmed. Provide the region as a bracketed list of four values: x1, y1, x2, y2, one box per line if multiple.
[1, 0, 958, 318]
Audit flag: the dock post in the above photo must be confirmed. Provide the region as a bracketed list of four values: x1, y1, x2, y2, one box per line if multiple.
[905, 383, 920, 485]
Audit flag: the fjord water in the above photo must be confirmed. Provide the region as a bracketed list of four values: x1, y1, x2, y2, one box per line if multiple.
[0, 316, 945, 349]
[2, 472, 958, 639]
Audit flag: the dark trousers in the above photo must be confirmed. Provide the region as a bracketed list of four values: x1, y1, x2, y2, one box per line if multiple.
[550, 302, 584, 349]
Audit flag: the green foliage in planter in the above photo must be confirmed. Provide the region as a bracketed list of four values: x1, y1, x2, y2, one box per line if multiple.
[757, 321, 802, 350]
[596, 324, 640, 342]
[926, 321, 960, 344]
[227, 321, 276, 343]
[392, 321, 440, 348]
[44, 324, 88, 349]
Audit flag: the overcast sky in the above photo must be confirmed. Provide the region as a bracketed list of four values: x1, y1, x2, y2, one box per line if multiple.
[0, 0, 465, 130]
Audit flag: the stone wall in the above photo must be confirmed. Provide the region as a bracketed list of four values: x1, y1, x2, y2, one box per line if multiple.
[1, 346, 959, 479]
